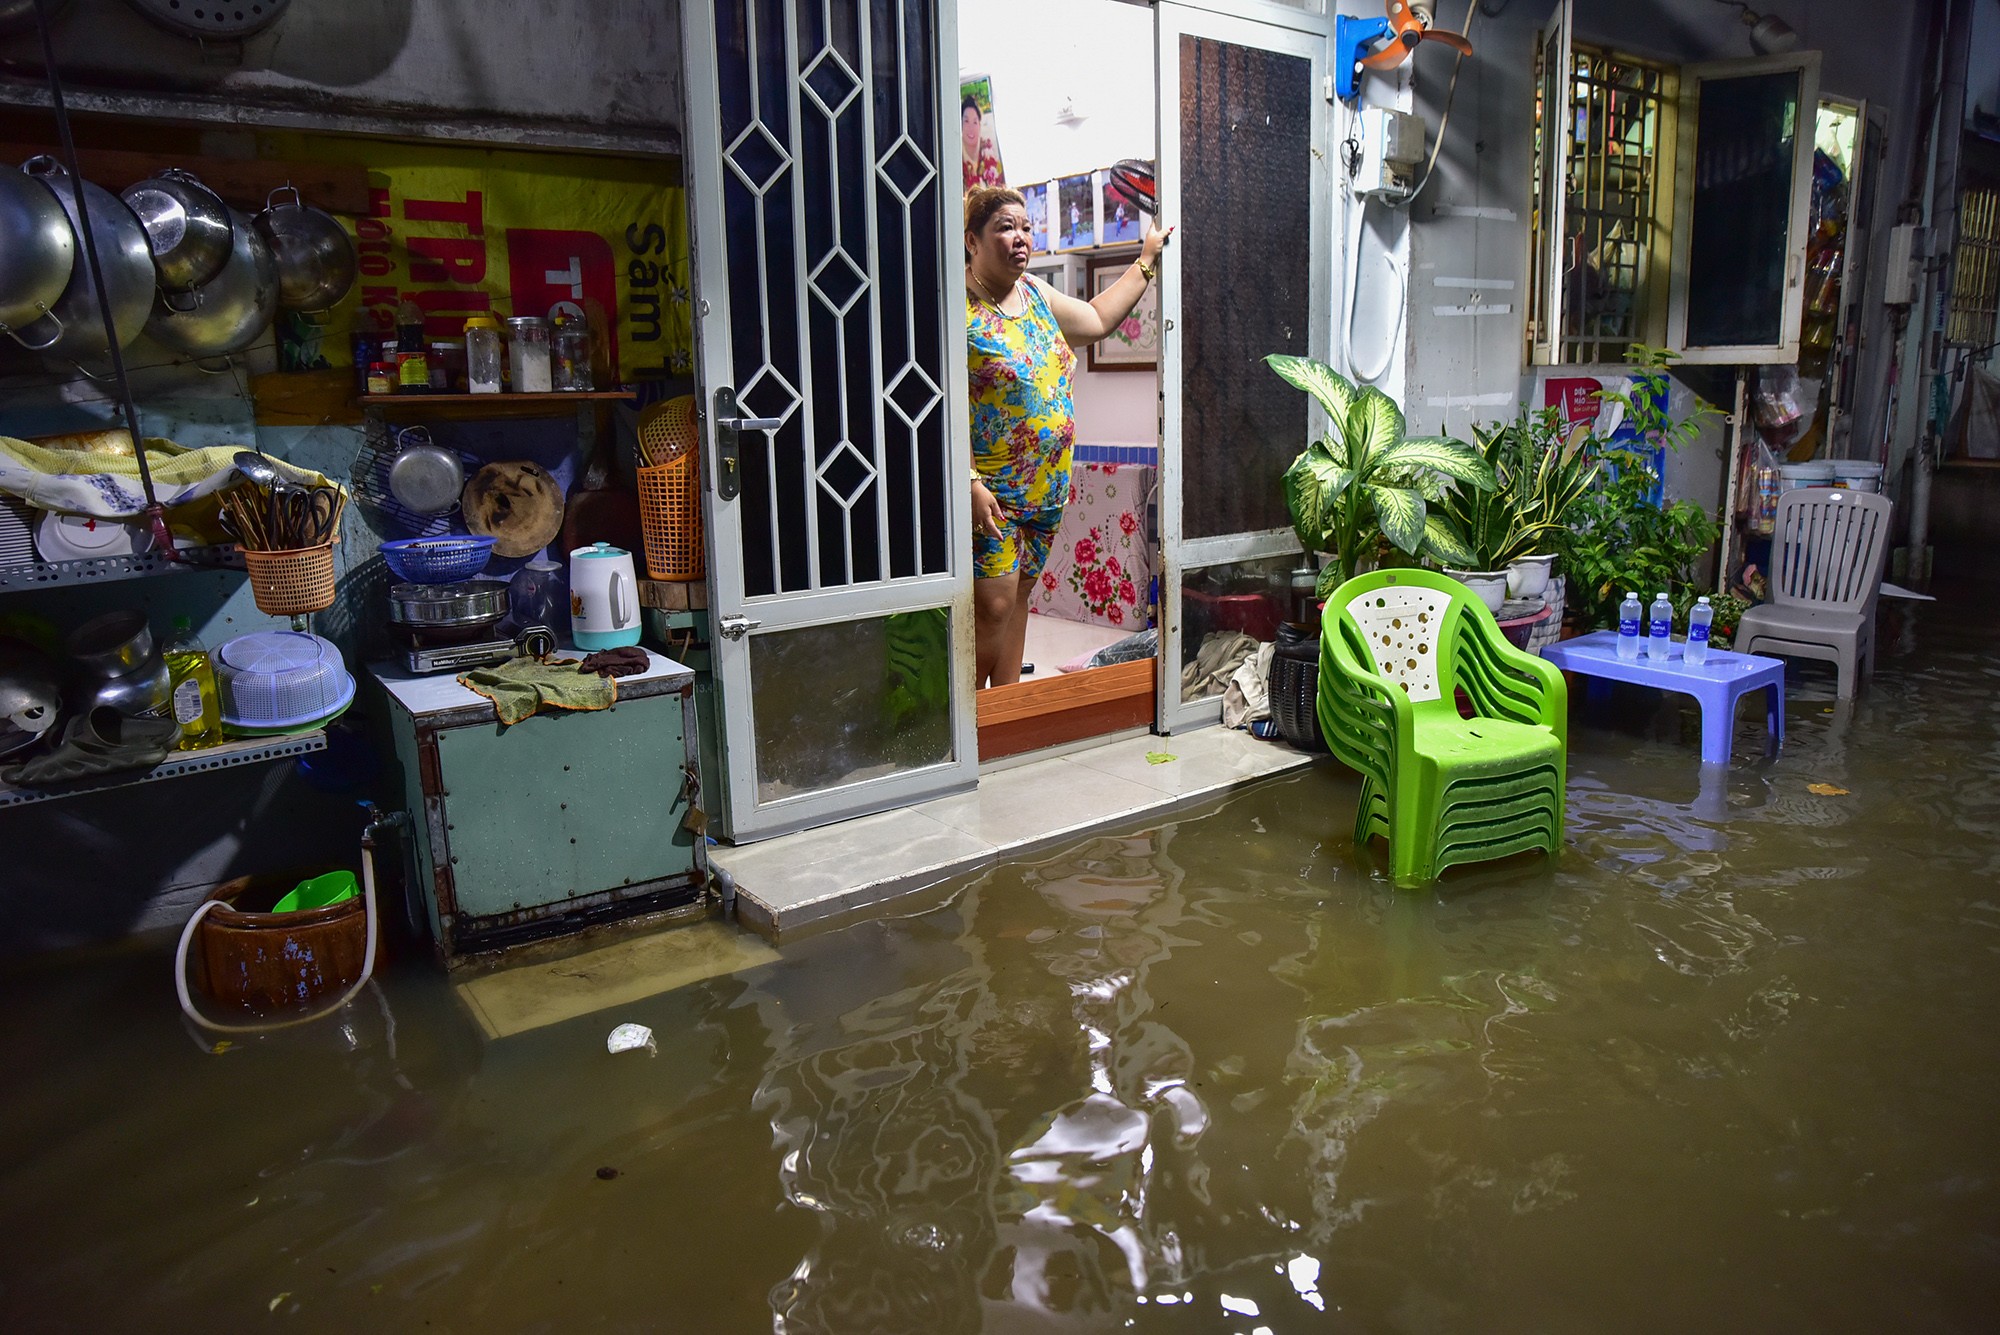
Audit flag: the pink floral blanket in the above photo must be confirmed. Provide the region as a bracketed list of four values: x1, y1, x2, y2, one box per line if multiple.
[1027, 462, 1154, 631]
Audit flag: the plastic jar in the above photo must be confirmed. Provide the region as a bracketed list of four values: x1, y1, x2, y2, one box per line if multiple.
[552, 313, 593, 392]
[464, 316, 502, 393]
[506, 315, 553, 394]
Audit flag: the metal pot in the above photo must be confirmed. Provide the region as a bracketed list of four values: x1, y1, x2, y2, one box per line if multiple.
[386, 429, 464, 515]
[66, 610, 172, 720]
[121, 168, 232, 302]
[144, 205, 279, 360]
[387, 580, 510, 627]
[14, 156, 154, 366]
[255, 186, 356, 313]
[0, 163, 74, 346]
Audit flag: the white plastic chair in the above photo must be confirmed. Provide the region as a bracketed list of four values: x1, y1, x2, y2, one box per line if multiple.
[1735, 487, 1892, 698]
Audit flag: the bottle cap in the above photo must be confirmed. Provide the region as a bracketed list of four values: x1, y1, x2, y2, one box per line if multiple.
[1625, 591, 1636, 599]
[1655, 591, 1668, 598]
[463, 316, 501, 333]
[1697, 595, 1711, 603]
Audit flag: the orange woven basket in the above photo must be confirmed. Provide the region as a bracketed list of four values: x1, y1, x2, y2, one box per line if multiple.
[636, 396, 704, 581]
[241, 544, 336, 617]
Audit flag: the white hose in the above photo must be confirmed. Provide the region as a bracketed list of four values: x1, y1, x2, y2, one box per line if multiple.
[1342, 188, 1404, 386]
[174, 836, 381, 1035]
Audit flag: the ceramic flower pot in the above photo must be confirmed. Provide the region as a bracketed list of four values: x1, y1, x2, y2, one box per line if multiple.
[1506, 553, 1557, 599]
[1444, 569, 1509, 614]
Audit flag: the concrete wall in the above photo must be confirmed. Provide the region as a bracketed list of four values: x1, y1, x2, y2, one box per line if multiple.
[1405, 0, 1936, 510]
[0, 0, 683, 152]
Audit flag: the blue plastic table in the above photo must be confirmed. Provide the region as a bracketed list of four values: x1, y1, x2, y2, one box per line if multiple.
[1539, 630, 1785, 765]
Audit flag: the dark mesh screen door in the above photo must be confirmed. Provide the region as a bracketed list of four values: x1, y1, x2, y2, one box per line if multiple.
[684, 1, 975, 842]
[1157, 4, 1329, 732]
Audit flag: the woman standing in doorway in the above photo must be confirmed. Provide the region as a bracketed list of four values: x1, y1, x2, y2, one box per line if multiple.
[965, 185, 1170, 689]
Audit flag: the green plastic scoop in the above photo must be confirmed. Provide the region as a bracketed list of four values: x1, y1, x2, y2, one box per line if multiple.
[272, 870, 359, 913]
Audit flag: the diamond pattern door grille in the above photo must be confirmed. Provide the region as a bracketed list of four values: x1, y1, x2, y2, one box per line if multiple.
[714, 0, 951, 596]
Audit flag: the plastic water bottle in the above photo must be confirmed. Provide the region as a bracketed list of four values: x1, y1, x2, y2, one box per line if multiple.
[1647, 591, 1674, 659]
[1617, 592, 1642, 660]
[1685, 596, 1714, 666]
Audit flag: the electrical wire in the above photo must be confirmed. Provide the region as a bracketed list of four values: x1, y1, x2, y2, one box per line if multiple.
[1406, 0, 1480, 203]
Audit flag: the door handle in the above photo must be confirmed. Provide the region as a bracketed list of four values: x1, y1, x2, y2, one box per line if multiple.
[712, 386, 785, 502]
[717, 614, 762, 641]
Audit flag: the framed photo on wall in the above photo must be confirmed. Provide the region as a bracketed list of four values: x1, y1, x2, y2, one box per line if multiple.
[1019, 181, 1051, 253]
[1084, 254, 1159, 372]
[1053, 172, 1097, 252]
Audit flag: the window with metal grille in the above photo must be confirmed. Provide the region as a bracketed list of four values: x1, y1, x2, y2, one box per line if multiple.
[1948, 186, 2000, 348]
[1528, 42, 1678, 364]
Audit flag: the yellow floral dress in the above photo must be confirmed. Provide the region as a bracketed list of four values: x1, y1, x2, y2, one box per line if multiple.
[968, 279, 1074, 579]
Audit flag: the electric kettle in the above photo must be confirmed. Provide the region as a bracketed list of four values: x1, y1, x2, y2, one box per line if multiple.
[568, 542, 642, 650]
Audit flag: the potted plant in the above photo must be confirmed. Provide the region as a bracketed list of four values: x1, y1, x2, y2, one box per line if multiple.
[1556, 345, 1723, 630]
[1432, 419, 1567, 613]
[1262, 354, 1493, 755]
[1265, 354, 1494, 602]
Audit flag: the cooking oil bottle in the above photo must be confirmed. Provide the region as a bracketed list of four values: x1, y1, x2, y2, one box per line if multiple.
[164, 615, 222, 750]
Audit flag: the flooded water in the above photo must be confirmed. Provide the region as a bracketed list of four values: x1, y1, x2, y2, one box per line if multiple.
[4, 592, 1998, 1332]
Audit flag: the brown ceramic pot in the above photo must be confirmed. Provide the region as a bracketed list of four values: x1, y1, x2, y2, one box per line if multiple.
[192, 872, 368, 1015]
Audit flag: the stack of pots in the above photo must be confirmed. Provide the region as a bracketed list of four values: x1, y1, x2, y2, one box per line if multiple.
[0, 156, 356, 372]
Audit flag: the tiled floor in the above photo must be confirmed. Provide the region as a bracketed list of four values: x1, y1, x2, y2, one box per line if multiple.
[710, 725, 1320, 937]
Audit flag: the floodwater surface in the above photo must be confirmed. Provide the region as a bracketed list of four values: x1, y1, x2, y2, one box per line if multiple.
[2, 594, 1997, 1332]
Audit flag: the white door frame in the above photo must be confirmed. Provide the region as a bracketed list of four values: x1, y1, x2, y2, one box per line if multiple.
[682, 0, 978, 842]
[1667, 51, 1823, 365]
[1154, 1, 1332, 734]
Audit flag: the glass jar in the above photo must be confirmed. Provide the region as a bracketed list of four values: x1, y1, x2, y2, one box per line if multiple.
[506, 315, 552, 394]
[552, 313, 593, 392]
[428, 338, 466, 393]
[464, 316, 502, 393]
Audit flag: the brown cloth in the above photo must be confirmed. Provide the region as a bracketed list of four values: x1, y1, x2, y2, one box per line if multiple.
[578, 646, 650, 679]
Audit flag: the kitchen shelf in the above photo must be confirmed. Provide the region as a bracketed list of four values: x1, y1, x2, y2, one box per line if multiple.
[0, 545, 245, 593]
[0, 730, 325, 810]
[358, 391, 635, 421]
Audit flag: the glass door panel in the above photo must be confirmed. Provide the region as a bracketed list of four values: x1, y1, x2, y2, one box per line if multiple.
[1156, 3, 1329, 733]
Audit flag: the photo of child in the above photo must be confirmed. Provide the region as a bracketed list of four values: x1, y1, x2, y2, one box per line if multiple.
[1020, 181, 1051, 253]
[1098, 169, 1141, 244]
[1055, 172, 1095, 251]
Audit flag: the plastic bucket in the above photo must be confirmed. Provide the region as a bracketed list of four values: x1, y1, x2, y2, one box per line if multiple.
[1777, 462, 1836, 492]
[271, 869, 359, 914]
[192, 870, 368, 1015]
[1832, 460, 1884, 493]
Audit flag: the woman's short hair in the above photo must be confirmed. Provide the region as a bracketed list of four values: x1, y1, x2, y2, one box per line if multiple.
[964, 185, 1026, 240]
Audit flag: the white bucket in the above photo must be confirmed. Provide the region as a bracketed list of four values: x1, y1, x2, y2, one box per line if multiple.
[1831, 460, 1884, 493]
[1777, 461, 1836, 492]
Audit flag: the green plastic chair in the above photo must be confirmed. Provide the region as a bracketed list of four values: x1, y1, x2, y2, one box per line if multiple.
[1317, 568, 1568, 885]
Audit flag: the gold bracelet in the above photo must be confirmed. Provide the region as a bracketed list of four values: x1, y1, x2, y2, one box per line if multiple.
[1136, 259, 1157, 282]
[970, 470, 984, 487]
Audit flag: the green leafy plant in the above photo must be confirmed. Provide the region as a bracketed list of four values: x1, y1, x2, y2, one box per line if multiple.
[1433, 417, 1573, 571]
[1670, 589, 1748, 650]
[1557, 345, 1724, 629]
[1266, 354, 1495, 597]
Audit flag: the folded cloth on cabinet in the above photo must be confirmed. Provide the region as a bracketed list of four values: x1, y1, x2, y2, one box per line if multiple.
[578, 646, 651, 678]
[457, 657, 617, 725]
[0, 436, 332, 518]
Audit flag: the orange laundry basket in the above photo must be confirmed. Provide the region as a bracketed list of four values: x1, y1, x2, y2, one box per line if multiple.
[636, 396, 704, 581]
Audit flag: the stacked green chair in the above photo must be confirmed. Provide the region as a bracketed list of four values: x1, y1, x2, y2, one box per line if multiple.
[1317, 569, 1568, 885]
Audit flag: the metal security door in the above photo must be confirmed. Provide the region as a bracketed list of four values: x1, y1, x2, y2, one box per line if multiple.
[1156, 2, 1330, 733]
[683, 0, 975, 842]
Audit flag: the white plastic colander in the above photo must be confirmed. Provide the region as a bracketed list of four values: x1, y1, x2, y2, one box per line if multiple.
[215, 631, 355, 733]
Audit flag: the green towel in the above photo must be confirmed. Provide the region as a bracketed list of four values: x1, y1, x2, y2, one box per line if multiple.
[457, 657, 616, 725]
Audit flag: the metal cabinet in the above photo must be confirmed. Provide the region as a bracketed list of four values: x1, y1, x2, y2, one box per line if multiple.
[372, 651, 706, 966]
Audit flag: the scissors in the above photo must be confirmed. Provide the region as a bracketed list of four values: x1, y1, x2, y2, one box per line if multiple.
[276, 484, 340, 547]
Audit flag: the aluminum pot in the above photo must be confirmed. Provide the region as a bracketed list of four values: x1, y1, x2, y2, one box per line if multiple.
[66, 610, 172, 720]
[14, 156, 154, 366]
[121, 168, 232, 301]
[255, 186, 356, 313]
[387, 580, 509, 627]
[144, 205, 279, 360]
[0, 162, 74, 345]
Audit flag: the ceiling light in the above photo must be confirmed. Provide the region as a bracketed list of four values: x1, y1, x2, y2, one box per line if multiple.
[1746, 13, 1800, 54]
